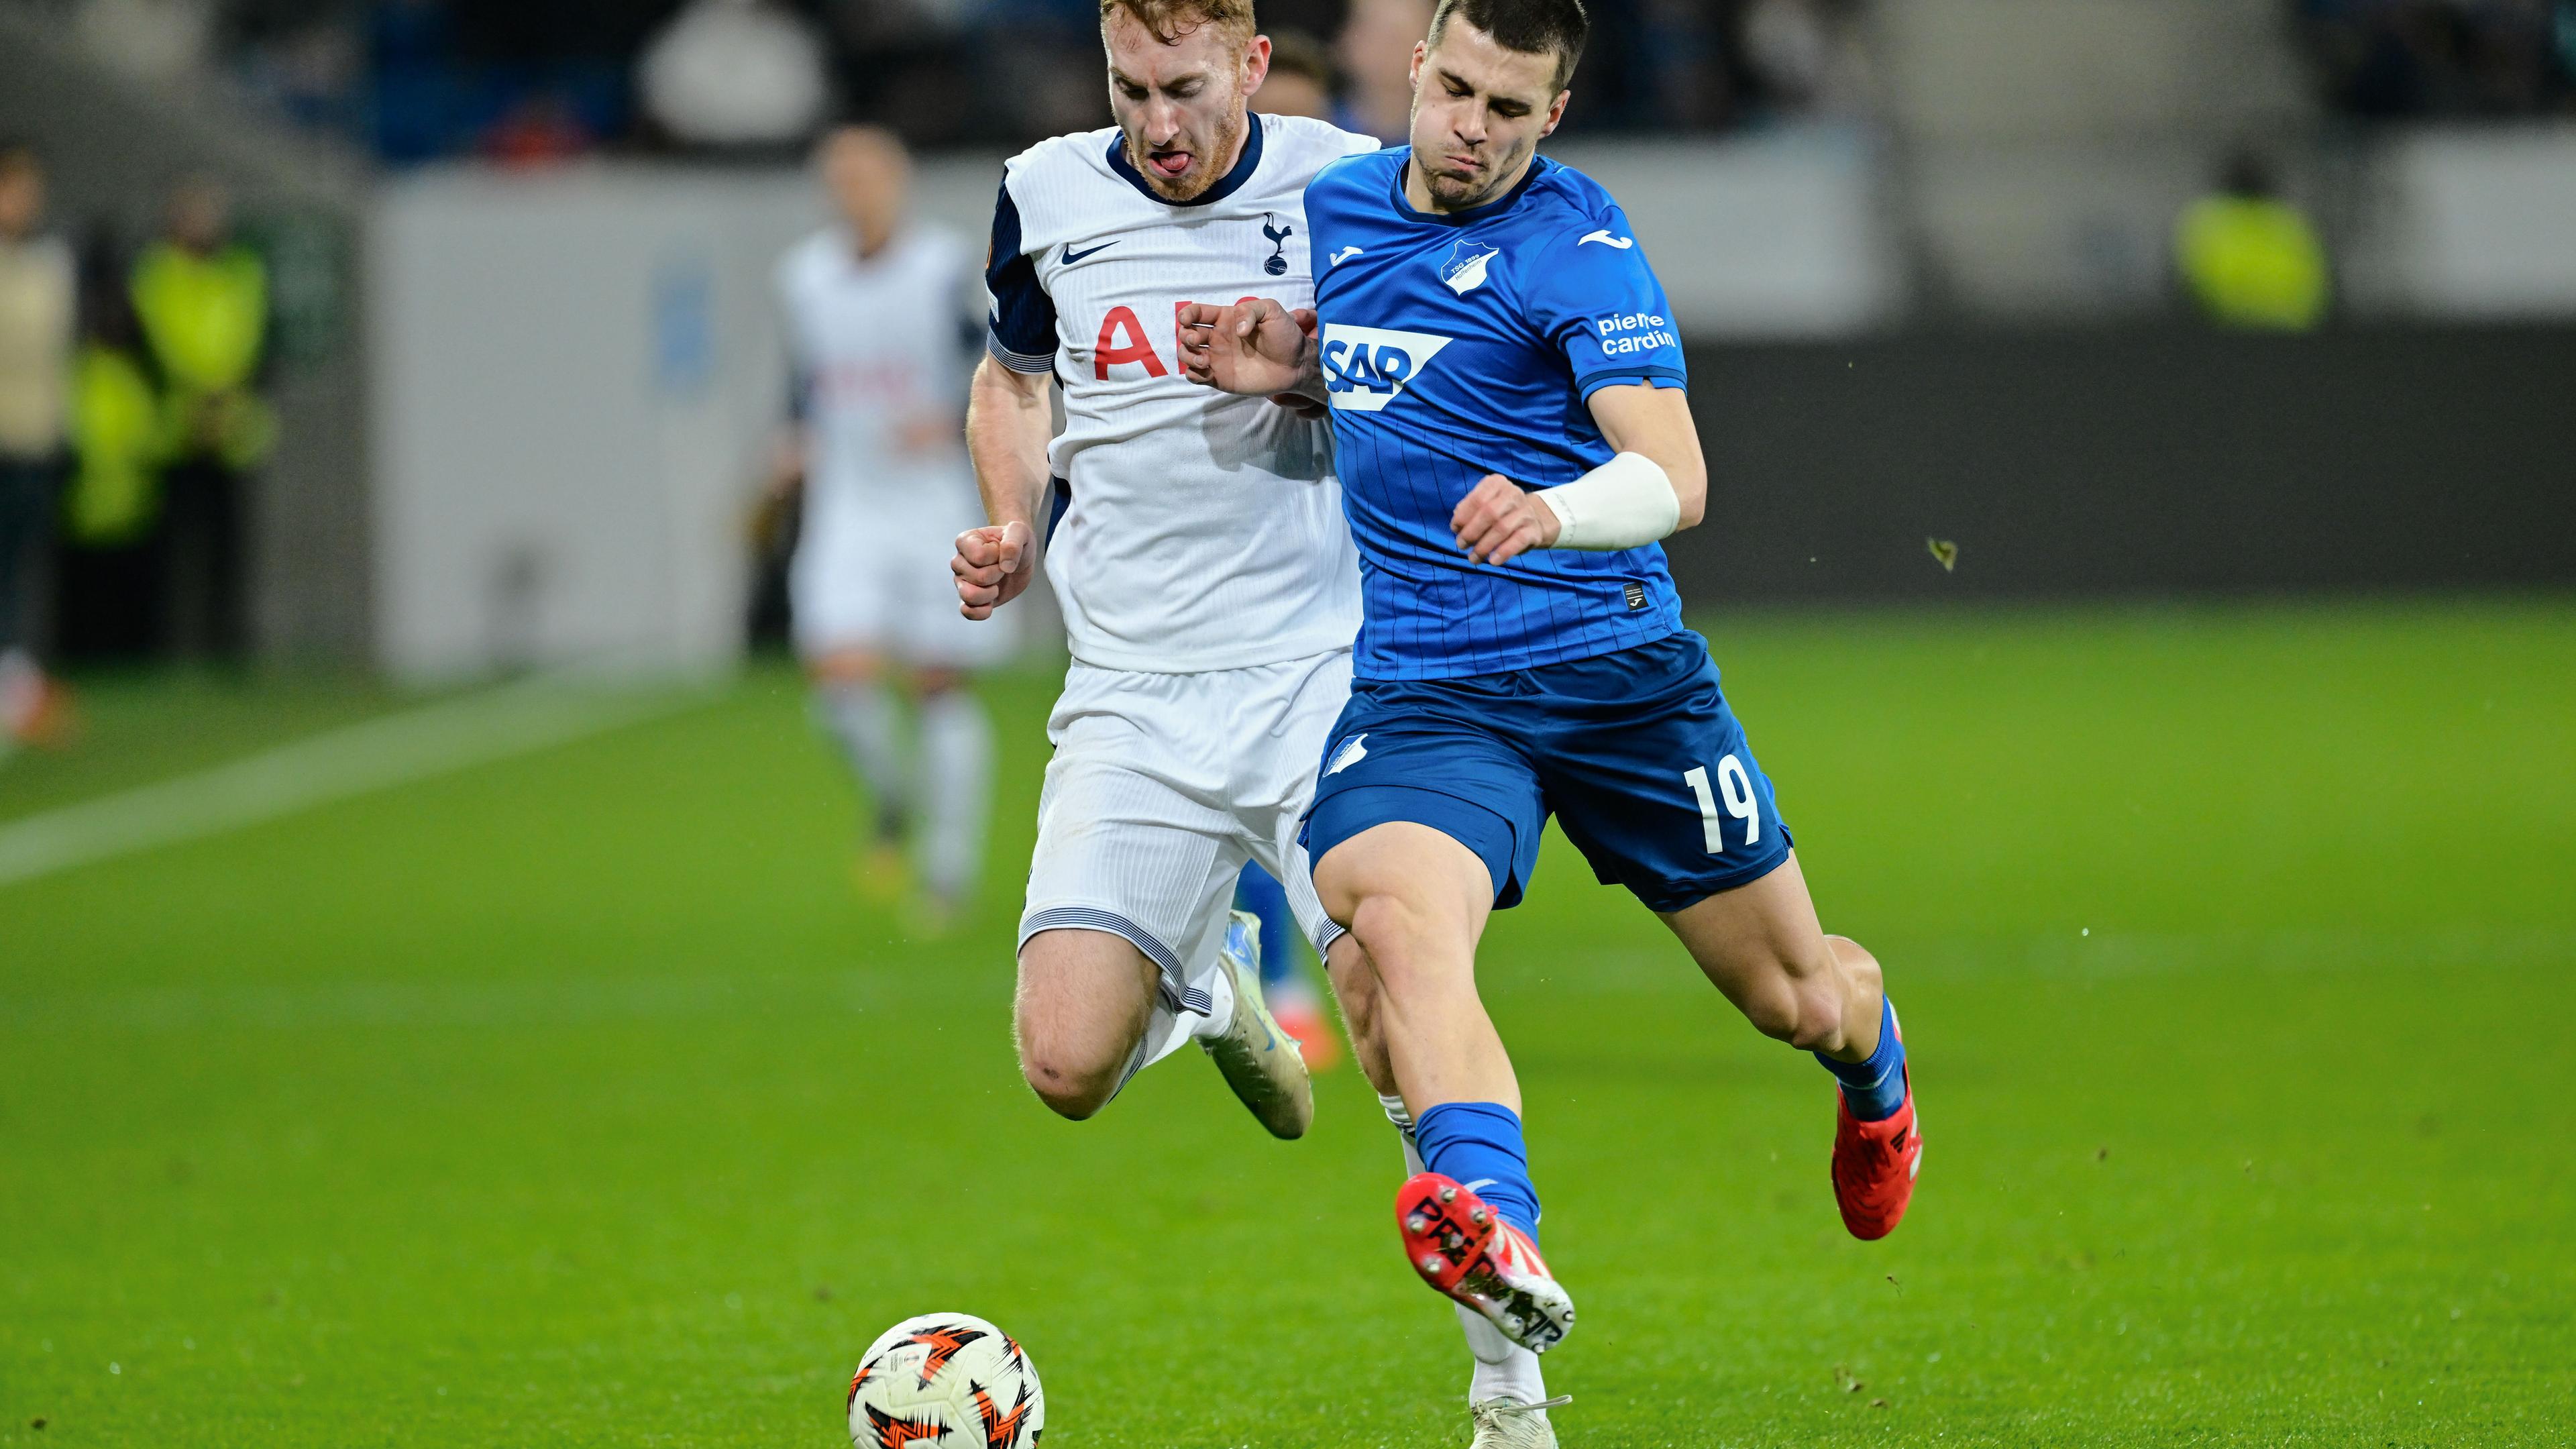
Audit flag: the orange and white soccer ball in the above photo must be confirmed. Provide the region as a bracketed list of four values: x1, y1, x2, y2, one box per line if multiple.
[847, 1313, 1044, 1448]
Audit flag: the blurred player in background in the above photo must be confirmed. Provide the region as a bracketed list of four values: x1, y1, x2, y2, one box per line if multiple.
[952, 0, 1381, 1148]
[132, 174, 274, 663]
[1184, 0, 1922, 1439]
[1226, 26, 1346, 1068]
[2174, 149, 2330, 332]
[1336, 0, 1435, 138]
[777, 124, 1004, 926]
[0, 141, 76, 756]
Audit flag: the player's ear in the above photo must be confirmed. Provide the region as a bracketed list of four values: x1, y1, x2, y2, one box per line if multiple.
[1243, 33, 1272, 94]
[1538, 89, 1569, 138]
[1408, 40, 1427, 92]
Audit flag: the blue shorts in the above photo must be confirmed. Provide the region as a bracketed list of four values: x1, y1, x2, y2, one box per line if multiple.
[1301, 631, 1792, 913]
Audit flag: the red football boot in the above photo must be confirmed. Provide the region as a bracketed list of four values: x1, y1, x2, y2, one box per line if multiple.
[1396, 1173, 1574, 1353]
[1831, 1012, 1921, 1240]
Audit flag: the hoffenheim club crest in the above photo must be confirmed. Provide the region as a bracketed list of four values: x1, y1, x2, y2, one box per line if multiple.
[1442, 238, 1504, 295]
[1440, 239, 1499, 295]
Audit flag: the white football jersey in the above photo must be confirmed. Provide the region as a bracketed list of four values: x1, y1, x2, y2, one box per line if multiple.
[987, 113, 1381, 674]
[777, 224, 979, 505]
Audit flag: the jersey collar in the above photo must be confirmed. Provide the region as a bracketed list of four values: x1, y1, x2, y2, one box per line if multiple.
[1388, 150, 1552, 226]
[1105, 112, 1267, 208]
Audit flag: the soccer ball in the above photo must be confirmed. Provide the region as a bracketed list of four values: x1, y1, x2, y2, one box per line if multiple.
[847, 1312, 1044, 1449]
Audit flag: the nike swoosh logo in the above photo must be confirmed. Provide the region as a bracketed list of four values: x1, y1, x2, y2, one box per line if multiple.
[1060, 241, 1117, 266]
[1329, 245, 1364, 266]
[1578, 230, 1634, 249]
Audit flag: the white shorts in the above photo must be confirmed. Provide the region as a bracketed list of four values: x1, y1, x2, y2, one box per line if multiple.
[792, 483, 1013, 667]
[1018, 649, 1352, 1011]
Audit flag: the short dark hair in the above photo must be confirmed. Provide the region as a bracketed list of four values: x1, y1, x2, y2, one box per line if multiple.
[1428, 0, 1588, 92]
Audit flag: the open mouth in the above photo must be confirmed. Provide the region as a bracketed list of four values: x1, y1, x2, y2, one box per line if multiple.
[1146, 148, 1194, 180]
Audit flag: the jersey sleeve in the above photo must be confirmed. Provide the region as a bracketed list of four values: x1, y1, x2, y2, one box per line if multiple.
[983, 173, 1057, 374]
[1521, 206, 1687, 398]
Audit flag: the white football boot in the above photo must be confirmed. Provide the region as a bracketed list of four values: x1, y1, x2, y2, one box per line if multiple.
[1469, 1395, 1570, 1449]
[1199, 910, 1314, 1139]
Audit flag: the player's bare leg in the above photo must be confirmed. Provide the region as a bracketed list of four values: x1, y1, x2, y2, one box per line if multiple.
[1325, 932, 1395, 1097]
[1014, 922, 1313, 1137]
[1330, 930, 1562, 1424]
[808, 647, 912, 901]
[1660, 852, 1880, 1056]
[1315, 822, 1514, 1109]
[1660, 851, 1921, 1239]
[1014, 928, 1161, 1119]
[1316, 824, 1574, 1355]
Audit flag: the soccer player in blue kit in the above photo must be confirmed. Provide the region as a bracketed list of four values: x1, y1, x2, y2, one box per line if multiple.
[1179, 0, 1923, 1411]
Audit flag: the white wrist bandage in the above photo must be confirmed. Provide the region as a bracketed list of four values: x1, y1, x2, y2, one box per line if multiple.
[1536, 451, 1680, 551]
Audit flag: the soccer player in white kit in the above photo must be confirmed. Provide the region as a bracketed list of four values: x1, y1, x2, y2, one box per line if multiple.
[950, 3, 1567, 1440]
[954, 0, 1368, 1142]
[779, 126, 1006, 922]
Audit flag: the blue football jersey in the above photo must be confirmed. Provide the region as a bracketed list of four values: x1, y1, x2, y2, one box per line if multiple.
[1306, 148, 1688, 681]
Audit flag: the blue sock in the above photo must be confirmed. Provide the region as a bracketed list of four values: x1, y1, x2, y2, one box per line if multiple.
[1413, 1102, 1541, 1242]
[1817, 996, 1907, 1122]
[1232, 863, 1297, 988]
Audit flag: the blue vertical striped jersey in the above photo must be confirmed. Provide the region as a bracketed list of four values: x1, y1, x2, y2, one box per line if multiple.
[1306, 148, 1688, 682]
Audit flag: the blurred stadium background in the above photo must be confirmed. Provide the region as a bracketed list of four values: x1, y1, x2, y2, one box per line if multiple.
[2, 0, 2572, 1444]
[1, 0, 2572, 674]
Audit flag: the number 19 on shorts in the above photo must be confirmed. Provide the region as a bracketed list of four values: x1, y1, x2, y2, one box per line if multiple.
[1683, 757, 1760, 855]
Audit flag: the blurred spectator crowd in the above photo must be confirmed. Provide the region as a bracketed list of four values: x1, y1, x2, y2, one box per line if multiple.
[1, 139, 278, 744]
[2298, 0, 2576, 117]
[42, 0, 1878, 163]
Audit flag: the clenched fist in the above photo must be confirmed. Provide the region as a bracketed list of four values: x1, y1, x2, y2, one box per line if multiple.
[953, 519, 1038, 619]
[1451, 474, 1560, 566]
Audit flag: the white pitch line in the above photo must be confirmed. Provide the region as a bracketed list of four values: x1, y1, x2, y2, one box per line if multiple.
[0, 675, 710, 890]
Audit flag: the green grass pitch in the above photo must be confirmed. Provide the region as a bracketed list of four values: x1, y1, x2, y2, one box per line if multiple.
[2, 600, 2571, 1446]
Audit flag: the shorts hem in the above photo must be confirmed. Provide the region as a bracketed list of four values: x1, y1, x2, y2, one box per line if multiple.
[1619, 830, 1796, 914]
[1306, 782, 1527, 910]
[1311, 918, 1348, 959]
[1018, 906, 1210, 1016]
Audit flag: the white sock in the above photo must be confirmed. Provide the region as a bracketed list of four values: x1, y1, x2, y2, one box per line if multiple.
[816, 681, 908, 833]
[1385, 1093, 1549, 1407]
[916, 690, 994, 902]
[1381, 1092, 1420, 1159]
[1185, 948, 1237, 1042]
[1464, 1311, 1548, 1405]
[1110, 922, 1248, 1105]
[1114, 1001, 1195, 1098]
